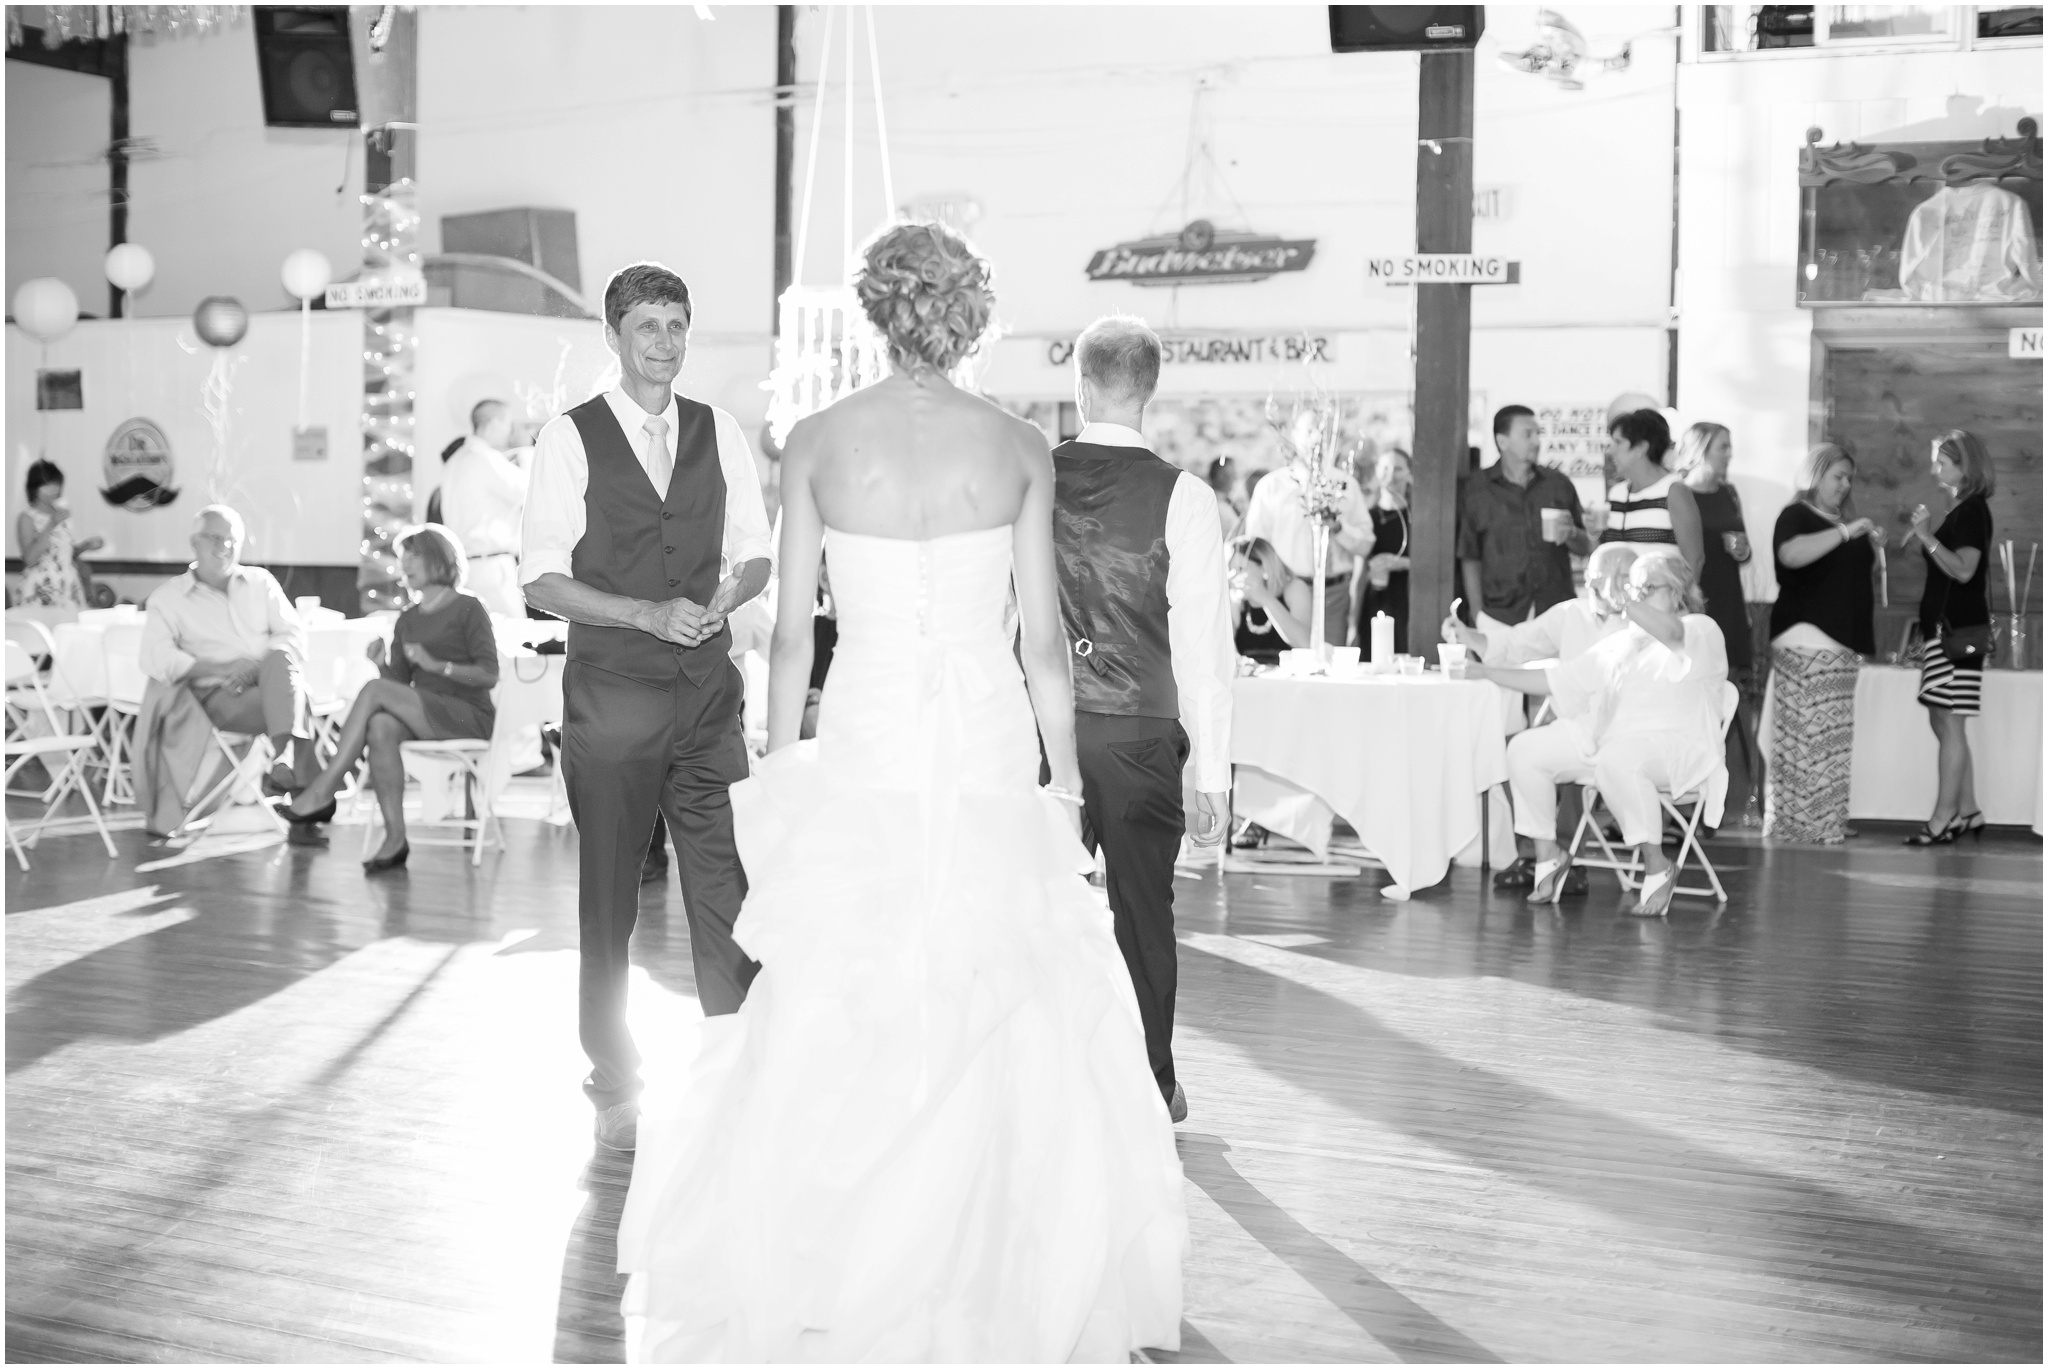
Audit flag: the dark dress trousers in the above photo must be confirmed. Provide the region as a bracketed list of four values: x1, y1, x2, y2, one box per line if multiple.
[1051, 439, 1187, 1105]
[561, 393, 757, 1110]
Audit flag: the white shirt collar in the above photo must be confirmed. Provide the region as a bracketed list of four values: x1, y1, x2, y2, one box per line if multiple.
[604, 385, 678, 435]
[1077, 421, 1148, 449]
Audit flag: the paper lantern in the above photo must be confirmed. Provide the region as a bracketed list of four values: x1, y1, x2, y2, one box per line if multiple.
[12, 277, 79, 342]
[281, 248, 332, 302]
[193, 295, 248, 348]
[104, 243, 155, 293]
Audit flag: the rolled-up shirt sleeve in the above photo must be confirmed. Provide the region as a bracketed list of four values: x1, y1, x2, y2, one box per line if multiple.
[261, 571, 306, 659]
[1165, 471, 1235, 793]
[519, 412, 589, 585]
[714, 407, 774, 573]
[139, 588, 194, 684]
[1649, 614, 1729, 684]
[1484, 600, 1569, 666]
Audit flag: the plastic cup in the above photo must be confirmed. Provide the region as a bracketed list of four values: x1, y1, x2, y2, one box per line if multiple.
[1436, 641, 1467, 671]
[1541, 508, 1572, 544]
[1399, 655, 1425, 676]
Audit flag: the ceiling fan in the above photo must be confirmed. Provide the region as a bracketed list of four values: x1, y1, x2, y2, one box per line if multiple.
[1496, 9, 1637, 90]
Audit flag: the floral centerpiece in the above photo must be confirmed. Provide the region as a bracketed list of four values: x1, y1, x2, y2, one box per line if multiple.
[1265, 385, 1360, 670]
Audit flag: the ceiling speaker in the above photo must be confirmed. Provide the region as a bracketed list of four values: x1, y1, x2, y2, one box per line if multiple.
[1330, 6, 1486, 52]
[254, 7, 358, 128]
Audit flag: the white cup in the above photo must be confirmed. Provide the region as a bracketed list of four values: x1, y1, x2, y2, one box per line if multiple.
[1436, 641, 1467, 670]
[296, 596, 322, 616]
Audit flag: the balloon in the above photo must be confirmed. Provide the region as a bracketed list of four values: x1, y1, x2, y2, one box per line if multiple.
[193, 296, 248, 348]
[11, 277, 79, 342]
[104, 243, 155, 293]
[281, 248, 332, 302]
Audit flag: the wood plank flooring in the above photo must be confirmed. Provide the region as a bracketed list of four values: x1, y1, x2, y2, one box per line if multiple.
[6, 794, 2041, 1363]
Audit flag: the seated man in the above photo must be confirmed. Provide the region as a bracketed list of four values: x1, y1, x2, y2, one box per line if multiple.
[1470, 552, 1730, 918]
[136, 505, 313, 832]
[1442, 541, 1642, 892]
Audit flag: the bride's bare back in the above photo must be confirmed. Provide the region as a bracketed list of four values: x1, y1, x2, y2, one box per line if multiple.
[794, 372, 1043, 538]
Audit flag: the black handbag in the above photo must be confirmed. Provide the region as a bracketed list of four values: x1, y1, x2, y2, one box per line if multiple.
[1934, 565, 1995, 667]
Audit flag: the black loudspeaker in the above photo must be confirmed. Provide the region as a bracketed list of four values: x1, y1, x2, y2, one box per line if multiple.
[1329, 6, 1486, 52]
[254, 7, 358, 128]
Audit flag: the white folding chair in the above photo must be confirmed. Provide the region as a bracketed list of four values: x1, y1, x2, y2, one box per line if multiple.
[4, 616, 110, 798]
[1564, 681, 1739, 903]
[359, 735, 506, 866]
[166, 729, 286, 840]
[98, 624, 148, 807]
[4, 641, 117, 868]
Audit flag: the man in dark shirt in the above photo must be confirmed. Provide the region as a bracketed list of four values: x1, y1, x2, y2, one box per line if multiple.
[1457, 405, 1592, 628]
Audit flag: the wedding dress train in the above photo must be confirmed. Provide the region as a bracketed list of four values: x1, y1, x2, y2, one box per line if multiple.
[616, 525, 1187, 1362]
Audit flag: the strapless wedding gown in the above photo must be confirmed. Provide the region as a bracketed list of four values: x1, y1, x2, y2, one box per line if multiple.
[616, 526, 1187, 1363]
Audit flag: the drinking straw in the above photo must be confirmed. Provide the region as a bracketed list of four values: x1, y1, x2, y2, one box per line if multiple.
[2024, 542, 2038, 617]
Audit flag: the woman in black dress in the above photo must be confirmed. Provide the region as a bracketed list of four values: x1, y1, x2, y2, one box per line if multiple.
[1229, 535, 1310, 664]
[1354, 448, 1413, 654]
[1906, 428, 1996, 846]
[1674, 422, 1760, 818]
[278, 524, 500, 870]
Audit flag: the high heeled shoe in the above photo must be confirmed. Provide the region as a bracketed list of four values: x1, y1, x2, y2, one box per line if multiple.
[1629, 867, 1677, 917]
[363, 842, 409, 873]
[1903, 817, 1962, 847]
[272, 795, 337, 825]
[1526, 856, 1570, 905]
[1960, 810, 1986, 841]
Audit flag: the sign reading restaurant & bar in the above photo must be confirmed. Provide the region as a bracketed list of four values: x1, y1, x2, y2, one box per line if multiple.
[1047, 332, 1337, 366]
[1086, 219, 1316, 286]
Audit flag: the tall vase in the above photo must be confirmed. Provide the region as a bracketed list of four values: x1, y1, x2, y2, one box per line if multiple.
[1309, 522, 1330, 672]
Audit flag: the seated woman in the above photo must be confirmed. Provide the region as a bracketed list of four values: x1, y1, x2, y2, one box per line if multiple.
[277, 524, 500, 872]
[1469, 552, 1729, 917]
[1229, 535, 1312, 664]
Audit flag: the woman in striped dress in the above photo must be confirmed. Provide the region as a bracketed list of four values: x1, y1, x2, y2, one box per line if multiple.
[1767, 445, 1879, 843]
[1905, 429, 1996, 846]
[1598, 409, 1705, 578]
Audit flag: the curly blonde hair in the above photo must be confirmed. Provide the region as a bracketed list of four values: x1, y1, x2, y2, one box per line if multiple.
[853, 221, 993, 374]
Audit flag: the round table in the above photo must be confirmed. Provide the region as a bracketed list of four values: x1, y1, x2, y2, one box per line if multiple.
[1232, 670, 1510, 898]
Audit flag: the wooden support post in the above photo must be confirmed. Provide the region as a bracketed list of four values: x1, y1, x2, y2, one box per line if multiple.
[773, 5, 797, 336]
[1408, 49, 1474, 653]
[107, 33, 128, 318]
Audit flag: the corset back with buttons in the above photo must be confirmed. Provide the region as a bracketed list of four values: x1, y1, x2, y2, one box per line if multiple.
[817, 525, 1037, 795]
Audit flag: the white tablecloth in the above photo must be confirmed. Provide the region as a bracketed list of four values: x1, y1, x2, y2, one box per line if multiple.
[1232, 672, 1510, 894]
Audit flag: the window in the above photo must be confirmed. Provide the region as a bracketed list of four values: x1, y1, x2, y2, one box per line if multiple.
[1699, 4, 2036, 53]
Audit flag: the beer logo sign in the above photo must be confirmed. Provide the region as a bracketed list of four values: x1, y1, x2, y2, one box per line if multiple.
[100, 417, 180, 510]
[1085, 219, 1317, 287]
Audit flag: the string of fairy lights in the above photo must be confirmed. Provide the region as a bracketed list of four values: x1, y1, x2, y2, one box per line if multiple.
[357, 179, 420, 610]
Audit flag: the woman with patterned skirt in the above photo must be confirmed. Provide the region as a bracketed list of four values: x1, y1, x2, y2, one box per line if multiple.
[1766, 445, 1879, 843]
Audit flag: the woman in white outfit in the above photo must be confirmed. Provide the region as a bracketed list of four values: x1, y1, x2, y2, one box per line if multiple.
[1470, 552, 1730, 917]
[614, 222, 1185, 1362]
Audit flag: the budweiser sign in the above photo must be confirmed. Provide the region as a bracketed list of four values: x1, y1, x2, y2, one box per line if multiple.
[1085, 219, 1317, 287]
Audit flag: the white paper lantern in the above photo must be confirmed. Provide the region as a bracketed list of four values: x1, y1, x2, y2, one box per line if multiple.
[11, 277, 79, 342]
[104, 243, 156, 293]
[281, 248, 333, 302]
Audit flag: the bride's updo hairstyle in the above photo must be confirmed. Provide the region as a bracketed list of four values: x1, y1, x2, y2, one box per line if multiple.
[854, 221, 994, 375]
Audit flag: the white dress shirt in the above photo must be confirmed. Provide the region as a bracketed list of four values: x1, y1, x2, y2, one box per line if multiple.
[440, 436, 529, 558]
[1241, 464, 1368, 580]
[1075, 422, 1235, 793]
[520, 387, 775, 587]
[140, 564, 305, 684]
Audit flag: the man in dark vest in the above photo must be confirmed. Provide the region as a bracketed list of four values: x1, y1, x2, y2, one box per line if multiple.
[521, 262, 774, 1152]
[1051, 314, 1234, 1125]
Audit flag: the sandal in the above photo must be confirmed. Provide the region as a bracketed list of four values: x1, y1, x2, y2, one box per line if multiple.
[1630, 867, 1676, 917]
[1526, 856, 1570, 905]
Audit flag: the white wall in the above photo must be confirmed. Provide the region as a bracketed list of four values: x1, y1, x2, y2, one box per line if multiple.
[1675, 42, 2041, 596]
[792, 4, 1675, 446]
[5, 310, 365, 563]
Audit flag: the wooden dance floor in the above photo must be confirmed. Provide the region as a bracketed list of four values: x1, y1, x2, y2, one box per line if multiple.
[6, 794, 2041, 1363]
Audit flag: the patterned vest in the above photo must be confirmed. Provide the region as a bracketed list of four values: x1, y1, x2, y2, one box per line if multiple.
[565, 394, 730, 689]
[1051, 440, 1180, 719]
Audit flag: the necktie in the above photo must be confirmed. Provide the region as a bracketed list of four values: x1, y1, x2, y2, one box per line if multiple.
[643, 415, 672, 497]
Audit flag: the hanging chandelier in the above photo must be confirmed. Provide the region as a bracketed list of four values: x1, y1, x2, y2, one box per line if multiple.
[8, 5, 245, 47]
[763, 5, 901, 447]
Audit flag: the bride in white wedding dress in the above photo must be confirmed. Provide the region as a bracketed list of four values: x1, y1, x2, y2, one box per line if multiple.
[614, 222, 1187, 1362]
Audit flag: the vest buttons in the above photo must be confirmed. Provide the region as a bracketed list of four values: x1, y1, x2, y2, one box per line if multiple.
[668, 579, 679, 587]
[662, 511, 673, 520]
[664, 546, 675, 554]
